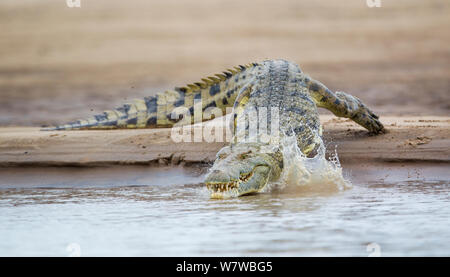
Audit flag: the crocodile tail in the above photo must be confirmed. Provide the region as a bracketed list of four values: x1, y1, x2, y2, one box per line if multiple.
[41, 98, 153, 131]
[41, 62, 260, 131]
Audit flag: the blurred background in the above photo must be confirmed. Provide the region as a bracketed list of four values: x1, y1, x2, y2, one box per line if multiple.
[0, 0, 448, 126]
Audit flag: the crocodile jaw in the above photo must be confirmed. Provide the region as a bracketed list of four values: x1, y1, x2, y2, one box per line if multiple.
[205, 165, 270, 199]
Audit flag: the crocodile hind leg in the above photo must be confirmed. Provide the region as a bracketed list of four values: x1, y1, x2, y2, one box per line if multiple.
[297, 73, 385, 134]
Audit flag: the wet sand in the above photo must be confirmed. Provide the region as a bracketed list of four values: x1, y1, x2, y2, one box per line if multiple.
[0, 115, 448, 167]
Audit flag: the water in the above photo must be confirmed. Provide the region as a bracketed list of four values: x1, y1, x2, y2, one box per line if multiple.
[0, 164, 449, 256]
[269, 131, 350, 192]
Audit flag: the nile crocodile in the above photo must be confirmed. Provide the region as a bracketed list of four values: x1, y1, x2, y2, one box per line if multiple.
[43, 59, 385, 198]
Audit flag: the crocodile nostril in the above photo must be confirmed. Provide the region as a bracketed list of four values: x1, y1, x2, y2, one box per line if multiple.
[205, 169, 231, 184]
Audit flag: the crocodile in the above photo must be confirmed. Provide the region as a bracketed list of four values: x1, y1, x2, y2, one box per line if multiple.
[43, 59, 385, 198]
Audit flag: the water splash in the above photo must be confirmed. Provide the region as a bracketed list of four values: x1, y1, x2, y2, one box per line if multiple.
[264, 131, 351, 193]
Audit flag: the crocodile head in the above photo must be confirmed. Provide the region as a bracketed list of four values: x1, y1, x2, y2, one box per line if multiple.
[205, 143, 282, 198]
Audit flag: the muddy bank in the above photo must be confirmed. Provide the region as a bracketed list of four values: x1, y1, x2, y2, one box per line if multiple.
[0, 115, 448, 167]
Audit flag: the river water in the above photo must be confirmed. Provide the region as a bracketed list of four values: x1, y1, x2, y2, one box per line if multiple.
[0, 164, 448, 256]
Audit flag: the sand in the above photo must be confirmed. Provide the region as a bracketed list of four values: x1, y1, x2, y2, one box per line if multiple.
[0, 0, 449, 167]
[0, 115, 448, 167]
[0, 0, 449, 127]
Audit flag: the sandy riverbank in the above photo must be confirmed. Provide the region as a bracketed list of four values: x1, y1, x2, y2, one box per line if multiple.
[0, 115, 448, 167]
[0, 0, 448, 168]
[0, 0, 449, 127]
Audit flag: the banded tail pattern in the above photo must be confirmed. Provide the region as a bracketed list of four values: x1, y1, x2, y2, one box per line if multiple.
[41, 62, 260, 131]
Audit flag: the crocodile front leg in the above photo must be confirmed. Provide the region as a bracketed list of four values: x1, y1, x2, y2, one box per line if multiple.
[332, 91, 385, 134]
[297, 73, 385, 134]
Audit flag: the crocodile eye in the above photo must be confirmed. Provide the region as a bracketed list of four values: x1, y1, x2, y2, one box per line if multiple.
[238, 150, 252, 160]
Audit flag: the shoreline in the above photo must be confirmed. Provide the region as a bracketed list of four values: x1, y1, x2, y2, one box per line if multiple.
[0, 115, 448, 167]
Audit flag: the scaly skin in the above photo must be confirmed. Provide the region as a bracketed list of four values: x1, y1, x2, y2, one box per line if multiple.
[42, 63, 260, 130]
[205, 60, 385, 198]
[43, 59, 385, 198]
[205, 143, 284, 198]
